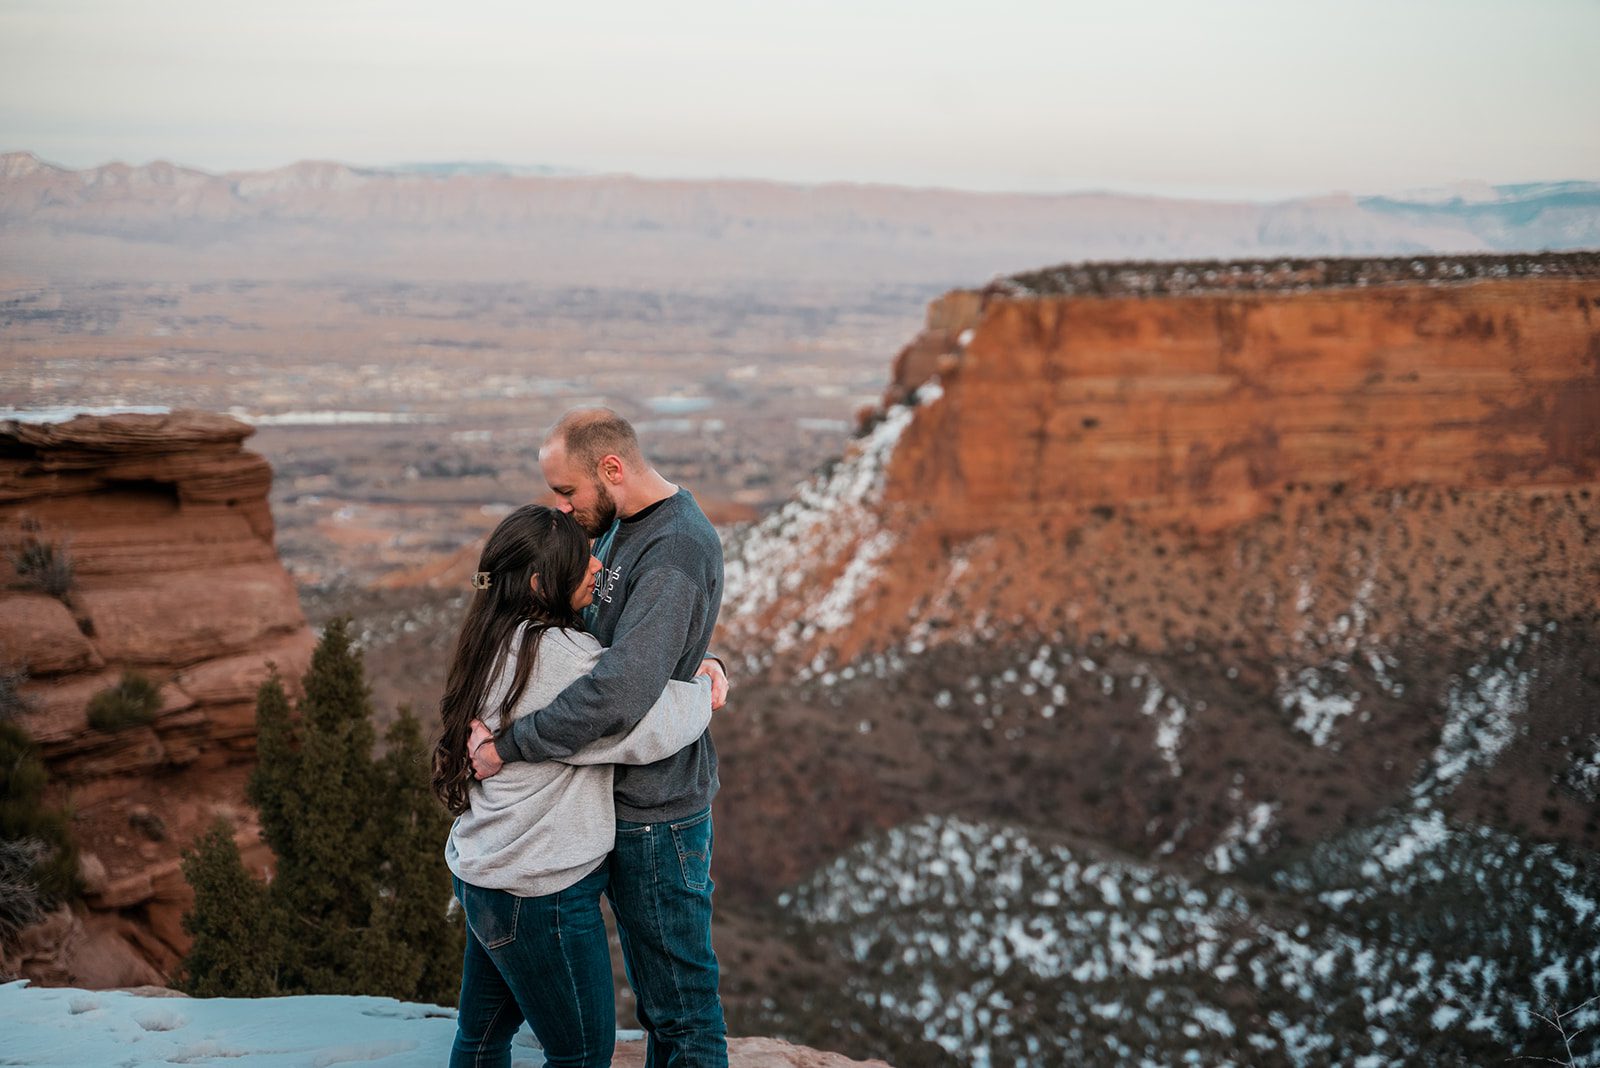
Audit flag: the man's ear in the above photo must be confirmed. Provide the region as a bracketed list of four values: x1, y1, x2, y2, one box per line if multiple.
[599, 455, 624, 483]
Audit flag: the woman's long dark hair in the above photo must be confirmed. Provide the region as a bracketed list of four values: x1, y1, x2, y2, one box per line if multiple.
[431, 505, 591, 815]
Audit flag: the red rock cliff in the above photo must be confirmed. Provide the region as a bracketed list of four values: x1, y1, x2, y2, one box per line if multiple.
[893, 279, 1597, 528]
[723, 265, 1600, 673]
[710, 257, 1600, 907]
[1, 411, 313, 985]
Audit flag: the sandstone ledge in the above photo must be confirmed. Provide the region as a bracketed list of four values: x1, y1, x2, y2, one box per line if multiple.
[618, 1036, 892, 1067]
[1, 410, 313, 985]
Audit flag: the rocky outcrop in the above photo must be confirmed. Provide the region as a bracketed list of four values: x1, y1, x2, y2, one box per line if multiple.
[726, 258, 1600, 670]
[1, 411, 310, 984]
[706, 257, 1600, 1063]
[618, 1037, 891, 1068]
[712, 254, 1600, 899]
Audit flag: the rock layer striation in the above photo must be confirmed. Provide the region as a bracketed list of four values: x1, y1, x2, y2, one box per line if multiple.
[1, 411, 312, 984]
[725, 260, 1600, 669]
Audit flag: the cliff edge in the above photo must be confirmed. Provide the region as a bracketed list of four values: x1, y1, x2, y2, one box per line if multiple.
[724, 253, 1600, 670]
[704, 254, 1599, 1062]
[1, 410, 314, 985]
[713, 251, 1598, 901]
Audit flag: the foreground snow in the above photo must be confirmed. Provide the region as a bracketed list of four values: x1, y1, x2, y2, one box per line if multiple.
[0, 981, 591, 1068]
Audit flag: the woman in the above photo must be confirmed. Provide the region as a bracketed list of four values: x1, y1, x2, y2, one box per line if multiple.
[432, 504, 712, 1068]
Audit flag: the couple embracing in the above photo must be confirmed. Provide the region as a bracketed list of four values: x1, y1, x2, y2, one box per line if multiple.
[431, 408, 730, 1068]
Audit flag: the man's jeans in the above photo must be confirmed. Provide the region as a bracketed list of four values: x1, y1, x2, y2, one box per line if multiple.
[450, 865, 614, 1068]
[608, 806, 729, 1068]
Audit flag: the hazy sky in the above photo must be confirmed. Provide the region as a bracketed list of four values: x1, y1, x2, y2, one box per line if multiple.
[1, 0, 1596, 199]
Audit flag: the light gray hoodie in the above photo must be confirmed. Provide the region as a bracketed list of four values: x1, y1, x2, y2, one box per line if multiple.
[445, 626, 712, 897]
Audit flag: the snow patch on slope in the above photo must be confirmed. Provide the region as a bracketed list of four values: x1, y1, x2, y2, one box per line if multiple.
[723, 384, 941, 666]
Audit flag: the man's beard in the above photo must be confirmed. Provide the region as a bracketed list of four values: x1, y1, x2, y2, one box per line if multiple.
[580, 481, 619, 537]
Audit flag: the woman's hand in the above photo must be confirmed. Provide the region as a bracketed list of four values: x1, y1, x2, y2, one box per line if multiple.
[695, 658, 729, 710]
[468, 718, 503, 779]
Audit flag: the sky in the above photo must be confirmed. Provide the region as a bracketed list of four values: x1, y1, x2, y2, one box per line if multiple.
[0, 0, 1597, 200]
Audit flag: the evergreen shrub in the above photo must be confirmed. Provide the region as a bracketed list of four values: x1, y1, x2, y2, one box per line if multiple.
[86, 671, 162, 731]
[0, 720, 79, 945]
[8, 532, 74, 599]
[180, 619, 463, 1003]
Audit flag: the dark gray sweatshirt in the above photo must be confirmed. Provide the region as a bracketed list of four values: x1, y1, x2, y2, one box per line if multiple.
[494, 488, 723, 822]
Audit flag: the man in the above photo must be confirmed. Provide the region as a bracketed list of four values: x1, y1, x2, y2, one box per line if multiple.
[469, 407, 730, 1068]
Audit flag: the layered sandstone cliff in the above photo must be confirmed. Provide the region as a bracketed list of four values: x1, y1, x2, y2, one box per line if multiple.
[724, 256, 1600, 671]
[1, 411, 313, 984]
[712, 255, 1600, 915]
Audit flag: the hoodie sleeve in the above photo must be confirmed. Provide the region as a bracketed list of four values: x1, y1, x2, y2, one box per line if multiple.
[494, 565, 707, 763]
[560, 675, 712, 767]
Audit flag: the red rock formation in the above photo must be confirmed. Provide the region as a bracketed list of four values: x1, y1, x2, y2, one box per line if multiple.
[724, 273, 1600, 671]
[705, 260, 1600, 1065]
[708, 262, 1600, 923]
[1, 411, 312, 985]
[894, 279, 1599, 524]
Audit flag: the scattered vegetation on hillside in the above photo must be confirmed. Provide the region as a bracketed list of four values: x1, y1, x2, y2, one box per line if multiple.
[1002, 251, 1600, 298]
[778, 811, 1599, 1066]
[715, 438, 1600, 1063]
[6, 520, 74, 600]
[0, 720, 79, 953]
[85, 671, 163, 732]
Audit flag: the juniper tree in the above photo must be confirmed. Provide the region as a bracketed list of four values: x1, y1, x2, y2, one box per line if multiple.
[0, 720, 77, 907]
[184, 618, 462, 1002]
[179, 822, 282, 996]
[0, 719, 77, 960]
[372, 706, 463, 1005]
[244, 622, 384, 994]
[246, 673, 296, 862]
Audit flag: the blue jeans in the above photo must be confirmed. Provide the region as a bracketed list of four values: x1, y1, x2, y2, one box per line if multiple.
[450, 865, 614, 1068]
[608, 806, 728, 1068]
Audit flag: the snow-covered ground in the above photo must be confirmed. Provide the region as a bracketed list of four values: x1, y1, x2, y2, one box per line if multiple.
[0, 982, 613, 1068]
[781, 813, 1600, 1067]
[721, 383, 940, 664]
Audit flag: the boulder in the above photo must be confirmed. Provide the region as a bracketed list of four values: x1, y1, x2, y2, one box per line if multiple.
[0, 593, 99, 676]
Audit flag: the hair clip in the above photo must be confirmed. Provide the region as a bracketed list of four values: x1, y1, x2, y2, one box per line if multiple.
[471, 571, 493, 590]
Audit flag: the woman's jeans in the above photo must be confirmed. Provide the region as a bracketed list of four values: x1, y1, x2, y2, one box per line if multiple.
[450, 864, 614, 1068]
[608, 806, 728, 1068]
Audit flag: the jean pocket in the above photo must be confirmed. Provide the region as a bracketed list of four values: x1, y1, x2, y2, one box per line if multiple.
[461, 881, 520, 950]
[669, 809, 713, 892]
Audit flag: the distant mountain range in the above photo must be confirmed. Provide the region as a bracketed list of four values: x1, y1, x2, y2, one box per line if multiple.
[380, 160, 587, 178]
[3, 151, 1596, 289]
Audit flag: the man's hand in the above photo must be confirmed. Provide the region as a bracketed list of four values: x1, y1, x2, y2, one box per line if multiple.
[468, 718, 504, 779]
[696, 658, 730, 710]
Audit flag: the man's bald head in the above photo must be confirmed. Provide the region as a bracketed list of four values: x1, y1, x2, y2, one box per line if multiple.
[545, 407, 645, 474]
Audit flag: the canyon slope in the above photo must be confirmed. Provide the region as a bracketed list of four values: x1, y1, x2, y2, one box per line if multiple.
[0, 411, 313, 985]
[711, 254, 1600, 1065]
